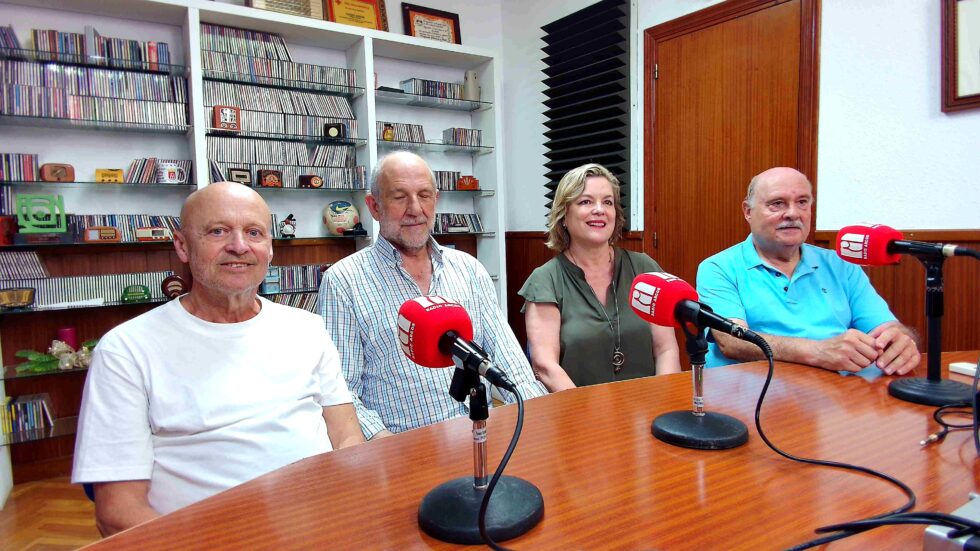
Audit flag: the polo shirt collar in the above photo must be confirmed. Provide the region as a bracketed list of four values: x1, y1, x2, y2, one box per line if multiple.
[741, 234, 819, 278]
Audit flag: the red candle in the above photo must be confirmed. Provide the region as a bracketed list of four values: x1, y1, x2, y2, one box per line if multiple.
[57, 327, 79, 350]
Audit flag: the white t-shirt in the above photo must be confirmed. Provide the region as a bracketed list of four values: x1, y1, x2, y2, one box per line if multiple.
[72, 296, 352, 514]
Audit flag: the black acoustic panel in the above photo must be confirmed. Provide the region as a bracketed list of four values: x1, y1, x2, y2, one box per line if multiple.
[543, 105, 627, 130]
[542, 57, 625, 89]
[543, 68, 625, 99]
[545, 129, 626, 151]
[543, 92, 627, 121]
[542, 28, 626, 66]
[542, 44, 626, 78]
[543, 138, 626, 161]
[544, 118, 625, 140]
[541, 19, 627, 56]
[544, 80, 626, 109]
[545, 153, 626, 172]
[541, 0, 629, 227]
[541, 0, 625, 39]
[544, 163, 628, 184]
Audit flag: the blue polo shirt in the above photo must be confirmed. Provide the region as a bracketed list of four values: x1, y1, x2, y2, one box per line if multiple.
[696, 235, 896, 367]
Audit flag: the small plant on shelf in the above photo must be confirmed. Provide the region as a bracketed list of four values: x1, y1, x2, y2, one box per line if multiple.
[15, 338, 99, 374]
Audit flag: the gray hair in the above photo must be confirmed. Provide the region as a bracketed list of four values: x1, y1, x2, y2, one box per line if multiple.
[369, 150, 437, 199]
[745, 174, 763, 206]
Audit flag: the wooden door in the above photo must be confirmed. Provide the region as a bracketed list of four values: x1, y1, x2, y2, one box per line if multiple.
[643, 0, 820, 284]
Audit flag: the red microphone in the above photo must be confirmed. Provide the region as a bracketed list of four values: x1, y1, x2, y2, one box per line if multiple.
[630, 272, 762, 343]
[629, 272, 698, 328]
[837, 223, 977, 265]
[835, 224, 903, 266]
[397, 296, 515, 391]
[398, 295, 473, 368]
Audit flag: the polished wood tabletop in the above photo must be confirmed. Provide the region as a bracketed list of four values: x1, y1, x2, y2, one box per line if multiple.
[88, 351, 980, 550]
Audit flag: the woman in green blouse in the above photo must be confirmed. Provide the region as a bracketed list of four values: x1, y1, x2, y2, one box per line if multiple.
[518, 163, 681, 391]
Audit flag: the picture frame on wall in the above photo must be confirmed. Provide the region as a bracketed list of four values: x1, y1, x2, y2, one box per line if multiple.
[326, 0, 389, 31]
[941, 0, 980, 112]
[401, 3, 461, 45]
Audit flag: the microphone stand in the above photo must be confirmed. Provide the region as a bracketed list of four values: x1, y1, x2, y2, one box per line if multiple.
[651, 322, 749, 449]
[888, 256, 972, 406]
[417, 366, 544, 545]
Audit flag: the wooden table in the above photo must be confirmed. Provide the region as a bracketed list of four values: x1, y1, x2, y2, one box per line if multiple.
[88, 352, 980, 550]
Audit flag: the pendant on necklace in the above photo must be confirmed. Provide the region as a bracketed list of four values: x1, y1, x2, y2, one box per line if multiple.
[612, 349, 625, 373]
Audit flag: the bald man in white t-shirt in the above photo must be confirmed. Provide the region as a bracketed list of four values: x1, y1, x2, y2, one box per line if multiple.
[72, 183, 364, 536]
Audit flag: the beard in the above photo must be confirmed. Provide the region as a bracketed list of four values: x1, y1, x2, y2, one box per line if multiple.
[380, 215, 433, 252]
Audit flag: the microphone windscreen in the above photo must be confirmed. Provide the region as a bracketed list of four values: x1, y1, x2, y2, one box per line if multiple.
[397, 296, 474, 368]
[836, 224, 903, 266]
[629, 272, 699, 328]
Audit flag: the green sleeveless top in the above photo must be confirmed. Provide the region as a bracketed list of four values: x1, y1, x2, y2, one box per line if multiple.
[518, 248, 665, 387]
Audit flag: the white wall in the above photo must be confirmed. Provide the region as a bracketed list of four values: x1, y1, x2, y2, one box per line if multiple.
[501, 0, 980, 232]
[500, 0, 602, 232]
[381, 0, 502, 52]
[212, 0, 502, 51]
[817, 1, 980, 229]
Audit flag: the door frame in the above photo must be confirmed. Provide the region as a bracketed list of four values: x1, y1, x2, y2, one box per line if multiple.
[642, 0, 821, 252]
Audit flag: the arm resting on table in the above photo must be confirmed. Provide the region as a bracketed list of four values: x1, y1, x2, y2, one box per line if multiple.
[323, 403, 367, 449]
[93, 480, 159, 537]
[712, 319, 917, 374]
[651, 324, 682, 375]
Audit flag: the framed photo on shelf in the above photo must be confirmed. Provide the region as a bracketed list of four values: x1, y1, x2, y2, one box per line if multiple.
[401, 3, 461, 44]
[941, 0, 980, 112]
[326, 0, 389, 31]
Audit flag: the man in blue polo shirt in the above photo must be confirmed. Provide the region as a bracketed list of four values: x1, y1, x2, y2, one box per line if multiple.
[696, 167, 919, 373]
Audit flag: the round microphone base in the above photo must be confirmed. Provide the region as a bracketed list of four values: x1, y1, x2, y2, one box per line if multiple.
[418, 475, 544, 545]
[652, 410, 748, 450]
[888, 377, 972, 407]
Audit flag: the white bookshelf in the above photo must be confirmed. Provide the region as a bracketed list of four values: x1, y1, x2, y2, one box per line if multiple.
[0, 0, 508, 305]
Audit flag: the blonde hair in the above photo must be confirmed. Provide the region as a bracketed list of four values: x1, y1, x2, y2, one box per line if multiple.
[545, 163, 625, 251]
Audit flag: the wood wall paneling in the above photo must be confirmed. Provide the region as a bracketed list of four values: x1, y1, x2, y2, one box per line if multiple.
[505, 231, 643, 349]
[644, 0, 818, 285]
[432, 235, 477, 257]
[508, 230, 980, 354]
[813, 230, 980, 353]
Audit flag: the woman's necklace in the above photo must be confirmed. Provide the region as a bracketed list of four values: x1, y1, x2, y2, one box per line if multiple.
[567, 247, 625, 373]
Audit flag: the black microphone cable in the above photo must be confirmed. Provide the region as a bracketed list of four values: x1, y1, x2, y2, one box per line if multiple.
[478, 387, 526, 551]
[919, 353, 980, 455]
[740, 338, 918, 551]
[806, 355, 980, 543]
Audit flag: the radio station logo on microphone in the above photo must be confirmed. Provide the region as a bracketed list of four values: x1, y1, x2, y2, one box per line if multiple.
[412, 295, 453, 311]
[631, 273, 675, 316]
[838, 232, 870, 260]
[631, 282, 659, 316]
[397, 314, 416, 358]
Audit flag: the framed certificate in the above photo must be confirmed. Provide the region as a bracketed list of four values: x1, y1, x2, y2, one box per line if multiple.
[942, 0, 980, 112]
[402, 3, 461, 45]
[326, 0, 389, 31]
